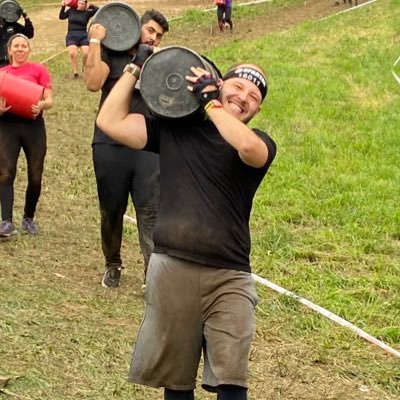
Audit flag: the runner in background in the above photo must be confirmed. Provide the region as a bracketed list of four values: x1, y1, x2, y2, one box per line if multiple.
[214, 0, 233, 33]
[84, 10, 169, 289]
[0, 34, 53, 237]
[59, 0, 99, 79]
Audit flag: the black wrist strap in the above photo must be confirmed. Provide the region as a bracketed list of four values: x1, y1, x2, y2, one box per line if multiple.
[199, 90, 220, 108]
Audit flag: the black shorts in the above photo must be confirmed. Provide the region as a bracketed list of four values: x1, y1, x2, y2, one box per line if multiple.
[66, 32, 89, 47]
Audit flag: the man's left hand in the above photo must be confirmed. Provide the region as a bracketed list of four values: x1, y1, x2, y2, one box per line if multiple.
[131, 44, 154, 67]
[187, 66, 222, 109]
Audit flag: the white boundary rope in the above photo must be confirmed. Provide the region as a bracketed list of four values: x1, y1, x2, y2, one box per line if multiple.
[120, 0, 400, 359]
[40, 48, 68, 65]
[392, 54, 400, 85]
[252, 273, 400, 358]
[321, 0, 379, 20]
[37, 0, 398, 359]
[204, 0, 273, 12]
[123, 204, 400, 358]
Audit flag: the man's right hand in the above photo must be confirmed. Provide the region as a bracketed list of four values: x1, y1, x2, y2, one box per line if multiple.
[84, 23, 110, 92]
[89, 23, 106, 42]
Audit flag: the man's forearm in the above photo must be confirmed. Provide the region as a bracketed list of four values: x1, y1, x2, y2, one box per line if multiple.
[206, 106, 269, 168]
[98, 44, 154, 148]
[23, 18, 34, 38]
[84, 41, 107, 91]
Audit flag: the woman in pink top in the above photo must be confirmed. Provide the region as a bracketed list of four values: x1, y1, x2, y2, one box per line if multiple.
[0, 34, 53, 237]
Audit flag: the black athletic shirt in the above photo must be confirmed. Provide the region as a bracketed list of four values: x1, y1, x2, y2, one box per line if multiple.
[0, 20, 34, 66]
[143, 116, 277, 272]
[59, 5, 99, 33]
[92, 49, 150, 145]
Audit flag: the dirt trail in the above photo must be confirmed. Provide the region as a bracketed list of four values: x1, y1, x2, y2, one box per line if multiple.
[30, 1, 210, 55]
[29, 0, 359, 58]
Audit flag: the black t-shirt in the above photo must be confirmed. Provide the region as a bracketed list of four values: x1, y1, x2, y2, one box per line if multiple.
[93, 49, 150, 145]
[59, 6, 98, 33]
[143, 116, 277, 272]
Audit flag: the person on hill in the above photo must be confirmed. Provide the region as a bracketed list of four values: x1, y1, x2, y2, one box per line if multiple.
[335, 0, 358, 6]
[0, 34, 53, 238]
[59, 0, 99, 79]
[0, 7, 34, 66]
[97, 46, 276, 399]
[214, 0, 233, 33]
[83, 9, 169, 288]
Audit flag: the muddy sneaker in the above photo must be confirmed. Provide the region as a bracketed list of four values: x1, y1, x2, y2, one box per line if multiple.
[0, 220, 17, 237]
[101, 264, 123, 288]
[21, 218, 38, 235]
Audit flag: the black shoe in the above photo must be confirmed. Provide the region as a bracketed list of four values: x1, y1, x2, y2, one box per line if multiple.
[101, 265, 123, 288]
[73, 73, 79, 79]
[21, 218, 38, 235]
[0, 220, 17, 237]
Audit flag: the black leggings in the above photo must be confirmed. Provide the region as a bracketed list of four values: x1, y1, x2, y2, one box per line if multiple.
[92, 143, 159, 270]
[0, 117, 46, 221]
[217, 5, 233, 29]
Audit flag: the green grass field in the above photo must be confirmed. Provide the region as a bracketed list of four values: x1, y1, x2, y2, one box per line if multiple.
[1, 0, 399, 399]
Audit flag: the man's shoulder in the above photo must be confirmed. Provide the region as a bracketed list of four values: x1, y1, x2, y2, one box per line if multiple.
[253, 127, 274, 141]
[253, 127, 277, 152]
[5, 22, 23, 29]
[102, 49, 130, 63]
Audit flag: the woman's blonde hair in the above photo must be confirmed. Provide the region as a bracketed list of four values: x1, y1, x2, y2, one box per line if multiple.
[6, 33, 31, 49]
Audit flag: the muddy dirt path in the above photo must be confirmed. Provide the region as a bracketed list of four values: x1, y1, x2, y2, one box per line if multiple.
[29, 0, 358, 58]
[31, 1, 210, 55]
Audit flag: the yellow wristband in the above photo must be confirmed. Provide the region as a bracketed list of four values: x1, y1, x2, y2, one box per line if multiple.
[204, 99, 222, 113]
[123, 63, 141, 79]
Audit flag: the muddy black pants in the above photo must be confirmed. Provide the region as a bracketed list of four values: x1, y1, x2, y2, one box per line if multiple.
[92, 143, 159, 272]
[0, 117, 46, 221]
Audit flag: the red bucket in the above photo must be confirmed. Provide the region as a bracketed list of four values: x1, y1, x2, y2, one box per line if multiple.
[0, 70, 44, 119]
[64, 0, 79, 8]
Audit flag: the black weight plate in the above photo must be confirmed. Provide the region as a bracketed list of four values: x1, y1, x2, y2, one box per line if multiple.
[91, 3, 140, 52]
[140, 46, 218, 119]
[0, 0, 22, 23]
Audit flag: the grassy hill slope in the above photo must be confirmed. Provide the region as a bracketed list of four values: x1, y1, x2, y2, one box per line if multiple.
[1, 0, 399, 399]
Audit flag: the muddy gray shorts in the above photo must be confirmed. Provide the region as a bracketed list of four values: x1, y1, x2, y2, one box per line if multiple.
[128, 253, 258, 391]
